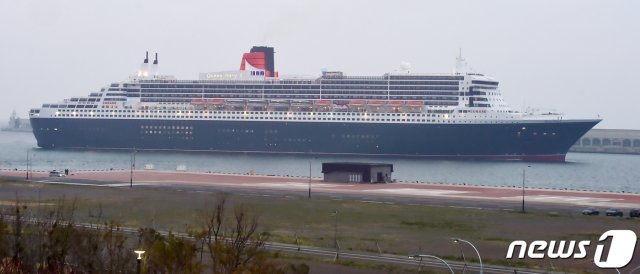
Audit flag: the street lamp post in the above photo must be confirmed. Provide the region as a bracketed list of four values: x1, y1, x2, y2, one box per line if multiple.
[331, 210, 339, 260]
[30, 153, 36, 180]
[452, 238, 482, 274]
[408, 254, 454, 274]
[522, 165, 531, 213]
[134, 250, 145, 274]
[130, 150, 137, 188]
[308, 160, 312, 199]
[456, 243, 468, 274]
[26, 150, 30, 180]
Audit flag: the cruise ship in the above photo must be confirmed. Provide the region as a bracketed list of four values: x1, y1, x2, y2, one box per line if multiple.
[29, 46, 600, 162]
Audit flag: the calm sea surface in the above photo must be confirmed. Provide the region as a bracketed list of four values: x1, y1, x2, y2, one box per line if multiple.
[1, 131, 639, 193]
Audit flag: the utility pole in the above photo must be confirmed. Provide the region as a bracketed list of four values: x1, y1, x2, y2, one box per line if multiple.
[308, 160, 312, 199]
[522, 165, 531, 213]
[130, 150, 137, 188]
[521, 168, 525, 213]
[26, 150, 29, 180]
[332, 210, 339, 260]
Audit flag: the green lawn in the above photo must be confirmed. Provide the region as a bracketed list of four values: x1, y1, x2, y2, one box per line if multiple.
[1, 179, 637, 272]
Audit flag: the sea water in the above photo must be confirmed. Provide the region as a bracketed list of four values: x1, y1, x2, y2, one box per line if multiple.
[1, 131, 638, 193]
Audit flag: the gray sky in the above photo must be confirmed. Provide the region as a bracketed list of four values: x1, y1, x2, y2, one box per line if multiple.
[0, 0, 638, 129]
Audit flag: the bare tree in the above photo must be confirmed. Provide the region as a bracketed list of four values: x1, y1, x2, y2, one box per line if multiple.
[39, 197, 77, 273]
[0, 194, 307, 274]
[102, 220, 131, 272]
[202, 196, 274, 274]
[0, 210, 10, 263]
[225, 209, 267, 272]
[204, 194, 227, 273]
[3, 195, 27, 273]
[11, 196, 24, 262]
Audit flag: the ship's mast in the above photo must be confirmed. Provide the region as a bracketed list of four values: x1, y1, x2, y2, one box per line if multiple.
[454, 48, 467, 75]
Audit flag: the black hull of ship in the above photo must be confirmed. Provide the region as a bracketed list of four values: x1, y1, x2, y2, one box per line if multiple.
[30, 118, 599, 162]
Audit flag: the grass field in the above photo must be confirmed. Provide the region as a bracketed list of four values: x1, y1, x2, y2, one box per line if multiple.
[1, 179, 638, 273]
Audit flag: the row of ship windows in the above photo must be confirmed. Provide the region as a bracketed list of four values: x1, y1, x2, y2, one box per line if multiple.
[52, 113, 515, 123]
[55, 114, 455, 121]
[140, 132, 378, 144]
[137, 76, 465, 85]
[134, 97, 459, 103]
[471, 86, 497, 90]
[320, 80, 462, 85]
[132, 86, 460, 92]
[131, 91, 460, 96]
[387, 76, 464, 81]
[57, 108, 461, 116]
[69, 98, 100, 102]
[141, 125, 194, 130]
[469, 87, 497, 94]
[140, 134, 195, 140]
[44, 104, 98, 108]
[135, 93, 460, 100]
[56, 113, 441, 122]
[143, 130, 193, 135]
[56, 109, 449, 116]
[136, 81, 462, 89]
[471, 80, 499, 85]
[131, 88, 461, 94]
[139, 97, 460, 103]
[136, 84, 460, 89]
[517, 131, 557, 137]
[109, 115, 482, 123]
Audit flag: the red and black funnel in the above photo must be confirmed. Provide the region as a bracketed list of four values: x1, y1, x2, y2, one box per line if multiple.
[240, 46, 275, 77]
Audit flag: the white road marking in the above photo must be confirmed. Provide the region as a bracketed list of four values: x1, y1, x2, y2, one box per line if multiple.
[241, 182, 341, 188]
[363, 188, 470, 196]
[34, 180, 151, 187]
[105, 183, 152, 187]
[360, 200, 383, 204]
[502, 195, 621, 204]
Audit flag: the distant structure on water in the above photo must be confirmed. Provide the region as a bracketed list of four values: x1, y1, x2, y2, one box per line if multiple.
[3, 110, 31, 132]
[571, 129, 640, 155]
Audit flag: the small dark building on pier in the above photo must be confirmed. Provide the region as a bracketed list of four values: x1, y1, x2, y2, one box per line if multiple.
[321, 162, 393, 183]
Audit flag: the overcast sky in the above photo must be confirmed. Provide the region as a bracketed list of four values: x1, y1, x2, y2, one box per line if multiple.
[0, 0, 637, 129]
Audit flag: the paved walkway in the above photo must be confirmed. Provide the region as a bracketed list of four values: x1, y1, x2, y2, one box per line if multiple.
[2, 169, 638, 209]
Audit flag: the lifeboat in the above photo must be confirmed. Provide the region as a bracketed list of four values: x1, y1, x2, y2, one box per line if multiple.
[192, 99, 226, 104]
[350, 100, 366, 105]
[248, 99, 268, 106]
[406, 101, 423, 106]
[291, 100, 313, 106]
[207, 99, 225, 104]
[315, 100, 332, 105]
[269, 100, 290, 106]
[387, 101, 406, 105]
[225, 99, 245, 106]
[367, 100, 385, 105]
